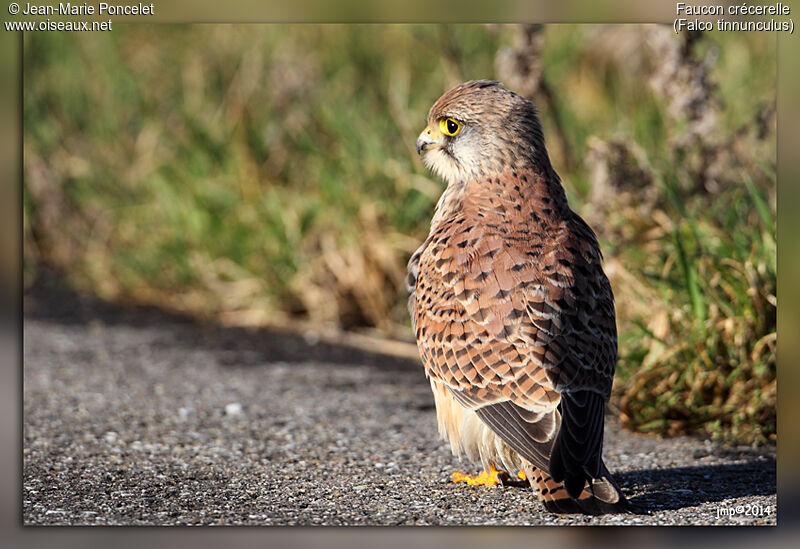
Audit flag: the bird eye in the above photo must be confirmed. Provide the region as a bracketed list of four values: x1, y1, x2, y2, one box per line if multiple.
[439, 118, 462, 137]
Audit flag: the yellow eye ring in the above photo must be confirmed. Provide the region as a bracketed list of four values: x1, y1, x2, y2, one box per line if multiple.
[439, 118, 462, 137]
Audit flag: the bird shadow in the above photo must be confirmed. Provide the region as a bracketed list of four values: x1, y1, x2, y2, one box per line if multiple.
[617, 458, 776, 513]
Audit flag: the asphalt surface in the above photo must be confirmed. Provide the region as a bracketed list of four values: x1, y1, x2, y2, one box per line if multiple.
[23, 278, 776, 525]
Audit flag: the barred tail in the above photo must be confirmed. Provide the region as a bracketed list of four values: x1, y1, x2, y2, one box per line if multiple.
[525, 463, 633, 515]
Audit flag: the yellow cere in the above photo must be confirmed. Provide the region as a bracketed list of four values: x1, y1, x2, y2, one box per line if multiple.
[439, 117, 462, 137]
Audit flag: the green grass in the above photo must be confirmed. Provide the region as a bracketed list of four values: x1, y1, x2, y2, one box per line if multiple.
[23, 25, 776, 443]
[615, 171, 776, 442]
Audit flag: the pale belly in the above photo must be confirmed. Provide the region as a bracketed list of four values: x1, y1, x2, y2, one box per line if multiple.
[429, 378, 529, 474]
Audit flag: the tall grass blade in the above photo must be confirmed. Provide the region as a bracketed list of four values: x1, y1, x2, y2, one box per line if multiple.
[673, 229, 706, 332]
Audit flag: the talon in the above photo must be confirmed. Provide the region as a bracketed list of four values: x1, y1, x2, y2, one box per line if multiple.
[499, 469, 530, 487]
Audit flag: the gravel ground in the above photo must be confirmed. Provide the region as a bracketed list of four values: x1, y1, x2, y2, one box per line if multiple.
[22, 281, 776, 526]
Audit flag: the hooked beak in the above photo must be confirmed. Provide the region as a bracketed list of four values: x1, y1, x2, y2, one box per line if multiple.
[416, 125, 442, 155]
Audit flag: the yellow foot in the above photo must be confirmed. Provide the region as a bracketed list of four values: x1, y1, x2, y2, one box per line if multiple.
[452, 462, 503, 486]
[451, 463, 529, 487]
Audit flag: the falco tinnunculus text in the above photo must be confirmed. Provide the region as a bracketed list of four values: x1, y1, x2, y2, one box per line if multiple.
[407, 81, 630, 514]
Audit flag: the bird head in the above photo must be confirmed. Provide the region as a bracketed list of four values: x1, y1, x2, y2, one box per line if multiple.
[416, 80, 549, 186]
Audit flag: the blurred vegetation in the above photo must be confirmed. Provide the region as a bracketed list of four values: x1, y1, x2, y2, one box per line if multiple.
[23, 25, 775, 444]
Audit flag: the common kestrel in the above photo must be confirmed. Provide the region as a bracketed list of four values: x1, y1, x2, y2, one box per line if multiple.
[407, 80, 630, 514]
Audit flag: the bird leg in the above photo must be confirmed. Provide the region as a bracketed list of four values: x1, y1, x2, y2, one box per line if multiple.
[451, 462, 529, 487]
